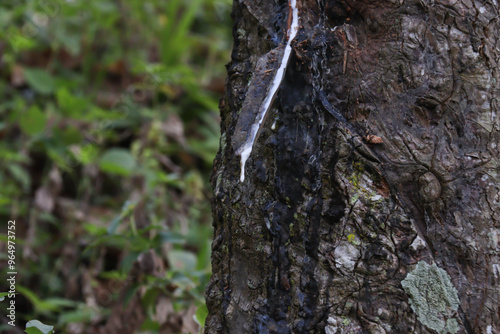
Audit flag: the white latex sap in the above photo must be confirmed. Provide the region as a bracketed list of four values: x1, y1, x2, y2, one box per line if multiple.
[238, 0, 299, 182]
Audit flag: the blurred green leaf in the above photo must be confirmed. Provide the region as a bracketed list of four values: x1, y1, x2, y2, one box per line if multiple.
[18, 286, 74, 314]
[53, 126, 83, 145]
[167, 250, 197, 273]
[19, 106, 46, 136]
[196, 240, 212, 271]
[93, 1, 118, 13]
[98, 149, 137, 176]
[158, 231, 186, 245]
[56, 88, 89, 116]
[169, 272, 196, 291]
[0, 10, 13, 28]
[74, 144, 99, 165]
[0, 292, 9, 301]
[44, 298, 78, 308]
[195, 303, 208, 327]
[7, 164, 30, 191]
[23, 68, 55, 95]
[0, 196, 11, 206]
[53, 29, 81, 55]
[6, 29, 36, 52]
[45, 146, 77, 172]
[107, 200, 136, 234]
[160, 0, 203, 65]
[107, 215, 123, 235]
[25, 320, 54, 334]
[140, 318, 160, 331]
[83, 223, 107, 236]
[57, 306, 96, 325]
[0, 147, 29, 163]
[86, 235, 136, 255]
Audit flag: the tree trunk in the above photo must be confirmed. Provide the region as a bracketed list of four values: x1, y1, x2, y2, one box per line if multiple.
[206, 0, 500, 333]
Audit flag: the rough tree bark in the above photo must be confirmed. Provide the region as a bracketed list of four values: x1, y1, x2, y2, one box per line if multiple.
[206, 0, 500, 333]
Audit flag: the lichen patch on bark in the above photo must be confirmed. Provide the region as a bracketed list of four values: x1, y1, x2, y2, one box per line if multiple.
[401, 261, 460, 334]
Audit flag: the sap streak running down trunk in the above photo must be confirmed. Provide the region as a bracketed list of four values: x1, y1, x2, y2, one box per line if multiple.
[207, 0, 500, 333]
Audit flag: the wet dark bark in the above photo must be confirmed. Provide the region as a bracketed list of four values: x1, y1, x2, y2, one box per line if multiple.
[206, 0, 500, 333]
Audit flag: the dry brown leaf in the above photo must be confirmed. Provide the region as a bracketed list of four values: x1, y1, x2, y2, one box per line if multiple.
[161, 114, 186, 146]
[35, 186, 55, 212]
[11, 64, 24, 87]
[35, 167, 63, 212]
[365, 134, 383, 144]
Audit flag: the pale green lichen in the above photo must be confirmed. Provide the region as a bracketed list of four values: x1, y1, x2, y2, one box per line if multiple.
[446, 319, 460, 333]
[237, 28, 246, 39]
[401, 261, 460, 334]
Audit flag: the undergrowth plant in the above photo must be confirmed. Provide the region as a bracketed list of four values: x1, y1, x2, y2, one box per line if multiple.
[0, 0, 231, 332]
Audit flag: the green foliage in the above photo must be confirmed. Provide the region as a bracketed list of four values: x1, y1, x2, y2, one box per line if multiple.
[22, 69, 56, 95]
[0, 292, 9, 301]
[19, 106, 46, 135]
[25, 320, 54, 334]
[0, 0, 231, 332]
[195, 303, 209, 327]
[98, 149, 137, 176]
